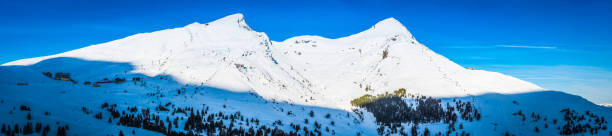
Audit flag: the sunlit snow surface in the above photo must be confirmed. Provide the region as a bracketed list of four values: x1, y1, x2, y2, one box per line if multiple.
[2, 13, 542, 110]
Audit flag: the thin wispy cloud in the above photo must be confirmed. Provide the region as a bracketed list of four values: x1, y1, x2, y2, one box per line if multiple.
[462, 56, 494, 60]
[442, 44, 559, 50]
[442, 46, 495, 49]
[497, 45, 557, 49]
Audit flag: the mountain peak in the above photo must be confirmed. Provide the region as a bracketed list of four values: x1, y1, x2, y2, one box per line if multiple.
[208, 13, 252, 31]
[214, 13, 245, 23]
[369, 17, 411, 35]
[374, 17, 403, 28]
[342, 17, 413, 39]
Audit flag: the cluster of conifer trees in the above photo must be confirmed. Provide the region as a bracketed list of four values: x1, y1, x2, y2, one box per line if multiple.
[1, 122, 53, 136]
[559, 108, 608, 135]
[1, 104, 65, 136]
[98, 101, 337, 136]
[357, 92, 481, 136]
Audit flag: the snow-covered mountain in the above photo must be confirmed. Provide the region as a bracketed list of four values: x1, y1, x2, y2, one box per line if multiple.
[3, 13, 541, 109]
[0, 13, 608, 136]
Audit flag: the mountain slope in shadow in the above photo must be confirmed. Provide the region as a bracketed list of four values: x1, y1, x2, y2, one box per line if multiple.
[0, 57, 609, 136]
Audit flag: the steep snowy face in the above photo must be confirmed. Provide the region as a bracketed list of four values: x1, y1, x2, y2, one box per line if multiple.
[2, 13, 273, 91]
[2, 14, 543, 109]
[271, 17, 543, 108]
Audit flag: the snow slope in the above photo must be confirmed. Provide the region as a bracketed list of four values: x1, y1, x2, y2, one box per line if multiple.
[0, 58, 375, 135]
[2, 13, 542, 110]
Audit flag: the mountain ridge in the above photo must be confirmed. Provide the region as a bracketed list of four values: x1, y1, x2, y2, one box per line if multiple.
[2, 13, 543, 110]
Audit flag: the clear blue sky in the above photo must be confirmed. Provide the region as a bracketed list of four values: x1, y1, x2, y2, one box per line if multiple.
[1, 0, 611, 104]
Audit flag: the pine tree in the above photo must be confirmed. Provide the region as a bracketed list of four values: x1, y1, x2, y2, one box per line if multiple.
[309, 110, 315, 117]
[173, 117, 178, 128]
[35, 123, 42, 133]
[42, 125, 50, 136]
[13, 124, 19, 134]
[411, 125, 418, 136]
[23, 122, 34, 134]
[168, 122, 172, 134]
[56, 126, 66, 136]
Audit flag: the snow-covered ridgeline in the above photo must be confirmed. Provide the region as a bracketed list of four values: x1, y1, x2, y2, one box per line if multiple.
[2, 13, 543, 110]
